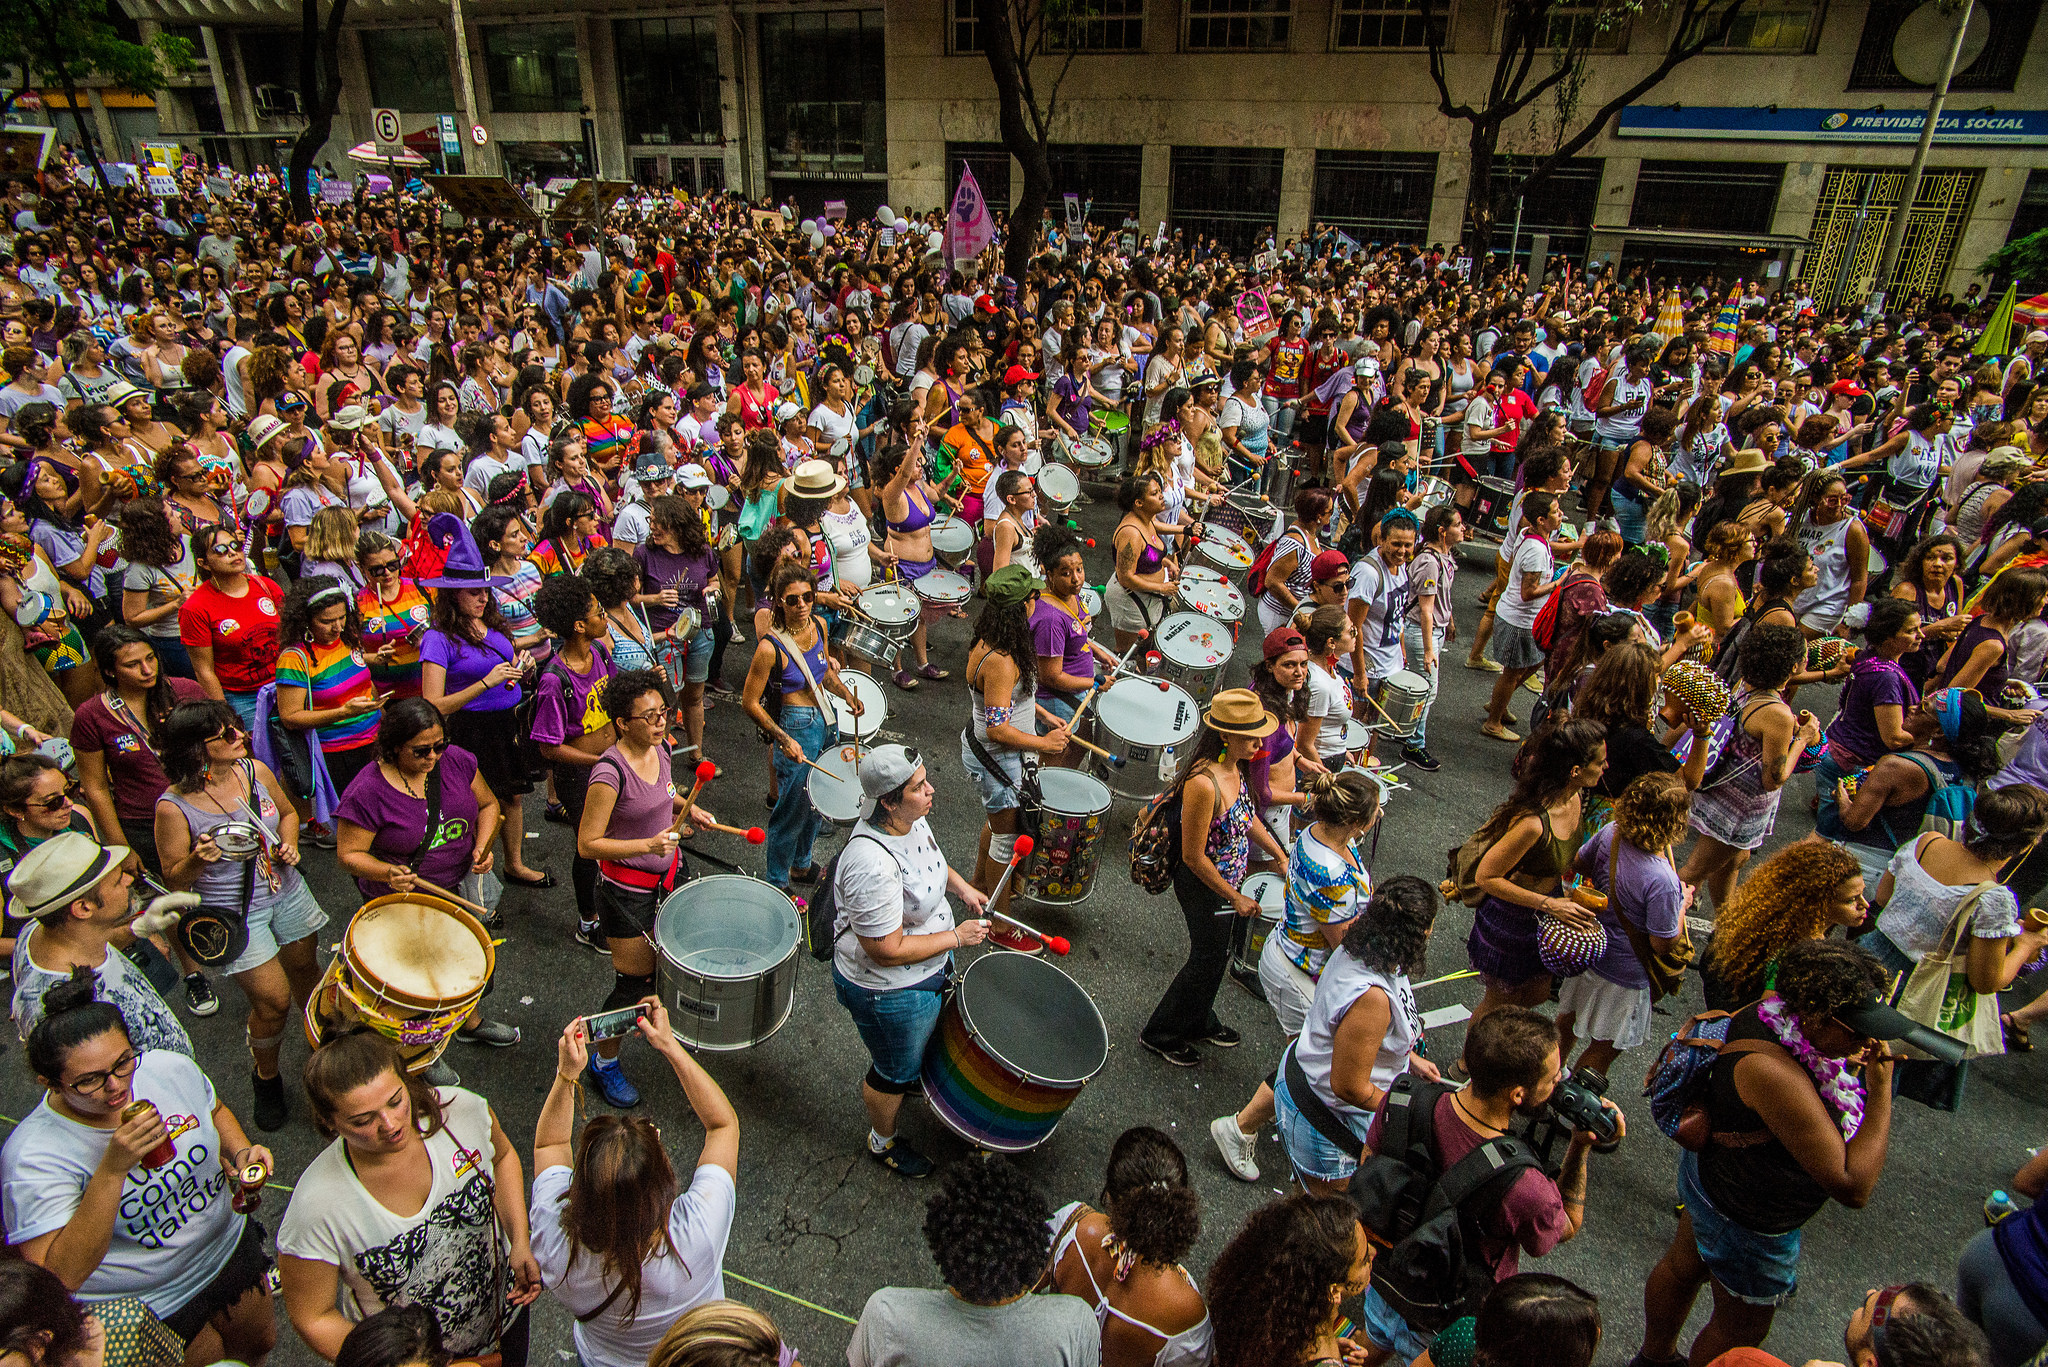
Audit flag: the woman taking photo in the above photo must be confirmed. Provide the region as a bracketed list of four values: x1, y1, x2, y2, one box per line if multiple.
[1108, 473, 1179, 653]
[1140, 689, 1290, 1068]
[275, 576, 386, 799]
[117, 500, 197, 678]
[155, 698, 327, 1132]
[874, 439, 953, 688]
[1206, 1193, 1371, 1367]
[180, 523, 284, 733]
[1466, 719, 1608, 1026]
[827, 744, 991, 1179]
[1697, 840, 1869, 1010]
[277, 1031, 541, 1365]
[2, 974, 275, 1367]
[530, 1002, 740, 1367]
[1044, 1127, 1213, 1367]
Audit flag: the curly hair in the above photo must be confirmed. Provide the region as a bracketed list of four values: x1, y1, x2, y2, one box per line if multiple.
[1736, 621, 1806, 690]
[1708, 840, 1865, 997]
[649, 493, 709, 557]
[1614, 771, 1690, 854]
[603, 667, 673, 723]
[246, 343, 292, 401]
[1603, 547, 1665, 606]
[1101, 1127, 1201, 1266]
[922, 1156, 1052, 1304]
[970, 595, 1037, 672]
[1772, 938, 1888, 1027]
[1208, 1194, 1360, 1367]
[280, 574, 362, 649]
[1338, 873, 1437, 977]
[584, 545, 643, 611]
[116, 498, 184, 570]
[534, 571, 598, 640]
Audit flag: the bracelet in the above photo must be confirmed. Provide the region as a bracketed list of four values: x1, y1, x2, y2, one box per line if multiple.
[953, 928, 962, 949]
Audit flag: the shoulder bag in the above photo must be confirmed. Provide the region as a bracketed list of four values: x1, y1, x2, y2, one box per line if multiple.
[1606, 825, 1693, 1001]
[1893, 878, 2007, 1060]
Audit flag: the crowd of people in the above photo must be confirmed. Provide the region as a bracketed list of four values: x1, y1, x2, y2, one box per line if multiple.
[2, 141, 2048, 1367]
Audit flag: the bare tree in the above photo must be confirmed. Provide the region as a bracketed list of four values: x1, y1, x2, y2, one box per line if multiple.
[287, 0, 352, 223]
[975, 0, 1092, 281]
[1417, 0, 1761, 262]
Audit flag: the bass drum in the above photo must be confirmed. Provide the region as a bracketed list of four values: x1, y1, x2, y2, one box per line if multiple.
[304, 893, 494, 1072]
[1020, 768, 1113, 906]
[921, 951, 1108, 1152]
[653, 876, 802, 1051]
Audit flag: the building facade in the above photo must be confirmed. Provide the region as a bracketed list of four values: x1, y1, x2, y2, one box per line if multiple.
[94, 0, 2048, 299]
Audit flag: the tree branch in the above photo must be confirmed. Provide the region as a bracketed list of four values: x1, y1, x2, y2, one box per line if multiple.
[1418, 0, 1478, 120]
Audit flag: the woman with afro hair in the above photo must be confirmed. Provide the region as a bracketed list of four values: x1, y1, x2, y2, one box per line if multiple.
[1698, 839, 1869, 1011]
[1206, 1192, 1371, 1367]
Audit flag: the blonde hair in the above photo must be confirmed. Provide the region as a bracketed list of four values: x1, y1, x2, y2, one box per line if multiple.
[417, 488, 465, 520]
[303, 506, 360, 564]
[1305, 767, 1381, 829]
[646, 1301, 785, 1367]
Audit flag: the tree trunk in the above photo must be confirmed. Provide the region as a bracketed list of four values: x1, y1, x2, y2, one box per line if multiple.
[50, 56, 113, 218]
[1461, 122, 1498, 265]
[288, 0, 351, 223]
[981, 0, 1048, 283]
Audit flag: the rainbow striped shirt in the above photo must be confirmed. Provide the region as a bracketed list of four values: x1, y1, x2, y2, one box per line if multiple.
[276, 639, 380, 752]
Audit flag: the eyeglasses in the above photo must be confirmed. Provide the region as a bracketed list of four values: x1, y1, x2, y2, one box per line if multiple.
[67, 1048, 140, 1095]
[366, 561, 401, 576]
[781, 592, 816, 606]
[627, 708, 668, 725]
[406, 740, 451, 758]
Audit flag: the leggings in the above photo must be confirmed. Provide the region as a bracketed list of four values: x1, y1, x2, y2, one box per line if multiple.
[551, 761, 599, 924]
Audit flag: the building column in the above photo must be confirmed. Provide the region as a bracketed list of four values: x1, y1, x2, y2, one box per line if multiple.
[580, 14, 624, 179]
[1428, 150, 1468, 248]
[1951, 166, 2025, 297]
[716, 6, 749, 194]
[199, 27, 238, 130]
[736, 10, 767, 197]
[1140, 143, 1170, 235]
[1594, 156, 1638, 228]
[84, 90, 121, 162]
[1278, 147, 1314, 242]
[333, 28, 372, 155]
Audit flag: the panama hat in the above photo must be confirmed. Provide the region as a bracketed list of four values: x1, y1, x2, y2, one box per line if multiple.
[1205, 688, 1278, 739]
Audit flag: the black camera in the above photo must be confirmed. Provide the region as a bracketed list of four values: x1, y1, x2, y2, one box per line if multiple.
[1546, 1068, 1620, 1146]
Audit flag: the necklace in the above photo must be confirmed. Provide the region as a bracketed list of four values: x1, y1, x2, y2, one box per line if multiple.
[1450, 1090, 1506, 1134]
[386, 762, 425, 799]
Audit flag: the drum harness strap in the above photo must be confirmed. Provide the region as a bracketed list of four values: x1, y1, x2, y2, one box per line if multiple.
[963, 653, 1044, 828]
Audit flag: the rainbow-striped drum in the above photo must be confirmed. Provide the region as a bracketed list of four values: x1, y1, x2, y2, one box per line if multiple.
[922, 951, 1108, 1152]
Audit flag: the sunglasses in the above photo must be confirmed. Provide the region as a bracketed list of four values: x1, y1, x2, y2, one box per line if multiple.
[366, 560, 401, 575]
[406, 740, 451, 758]
[781, 592, 816, 606]
[25, 783, 78, 812]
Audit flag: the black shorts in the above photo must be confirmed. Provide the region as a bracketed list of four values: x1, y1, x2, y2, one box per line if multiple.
[595, 876, 663, 941]
[162, 1216, 269, 1342]
[447, 707, 534, 799]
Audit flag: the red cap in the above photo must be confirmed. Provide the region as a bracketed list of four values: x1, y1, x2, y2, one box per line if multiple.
[1002, 364, 1040, 386]
[1703, 1351, 1791, 1367]
[1264, 626, 1307, 661]
[1828, 379, 1867, 399]
[1311, 549, 1350, 584]
[975, 294, 999, 315]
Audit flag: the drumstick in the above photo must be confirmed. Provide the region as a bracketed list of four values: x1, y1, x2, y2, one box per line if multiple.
[1033, 703, 1124, 765]
[1067, 636, 1149, 732]
[699, 819, 768, 845]
[670, 759, 719, 835]
[789, 751, 844, 781]
[408, 875, 502, 925]
[990, 907, 1071, 956]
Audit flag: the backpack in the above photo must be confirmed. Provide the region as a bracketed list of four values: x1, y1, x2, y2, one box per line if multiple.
[1245, 527, 1298, 599]
[1442, 827, 1490, 908]
[1530, 570, 1567, 653]
[805, 833, 894, 961]
[1129, 774, 1207, 894]
[1642, 1010, 1775, 1151]
[512, 656, 575, 779]
[1348, 1076, 1541, 1332]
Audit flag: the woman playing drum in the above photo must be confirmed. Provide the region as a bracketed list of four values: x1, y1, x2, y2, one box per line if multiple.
[1030, 526, 1119, 767]
[962, 566, 1071, 952]
[986, 469, 1041, 579]
[827, 744, 990, 1178]
[874, 439, 955, 687]
[1107, 474, 1178, 654]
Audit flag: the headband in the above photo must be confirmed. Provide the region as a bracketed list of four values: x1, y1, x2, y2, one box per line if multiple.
[305, 584, 350, 610]
[1929, 686, 1967, 745]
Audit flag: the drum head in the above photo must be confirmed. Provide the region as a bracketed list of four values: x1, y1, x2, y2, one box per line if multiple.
[1157, 612, 1230, 669]
[1036, 766, 1111, 814]
[706, 485, 731, 510]
[830, 671, 887, 740]
[656, 877, 800, 980]
[1180, 564, 1227, 587]
[854, 364, 875, 386]
[860, 583, 920, 626]
[350, 900, 489, 1000]
[1020, 449, 1043, 476]
[1073, 437, 1114, 468]
[1179, 578, 1244, 622]
[1078, 587, 1103, 619]
[1343, 717, 1373, 750]
[1039, 466, 1079, 503]
[1097, 678, 1200, 747]
[1241, 871, 1286, 915]
[1384, 668, 1430, 695]
[211, 821, 265, 861]
[915, 568, 972, 604]
[1197, 529, 1253, 568]
[955, 952, 1107, 1085]
[930, 516, 975, 554]
[810, 743, 865, 821]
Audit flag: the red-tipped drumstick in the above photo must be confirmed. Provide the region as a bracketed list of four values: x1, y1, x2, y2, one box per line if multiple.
[981, 836, 1072, 952]
[702, 820, 768, 845]
[672, 759, 720, 834]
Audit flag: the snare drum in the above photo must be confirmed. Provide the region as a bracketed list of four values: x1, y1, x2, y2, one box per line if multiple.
[921, 951, 1108, 1152]
[1020, 448, 1043, 476]
[1416, 476, 1453, 510]
[1090, 410, 1130, 440]
[211, 820, 266, 862]
[914, 567, 973, 611]
[304, 893, 494, 1072]
[1180, 564, 1228, 588]
[1373, 669, 1431, 738]
[1093, 677, 1201, 799]
[1038, 464, 1079, 514]
[1193, 527, 1254, 580]
[1229, 872, 1287, 980]
[832, 616, 901, 673]
[1153, 611, 1233, 705]
[857, 582, 922, 639]
[809, 743, 865, 827]
[930, 516, 975, 567]
[1174, 576, 1246, 634]
[654, 876, 801, 1051]
[1342, 717, 1373, 758]
[1068, 435, 1116, 471]
[829, 669, 887, 741]
[1020, 768, 1113, 906]
[1078, 586, 1103, 622]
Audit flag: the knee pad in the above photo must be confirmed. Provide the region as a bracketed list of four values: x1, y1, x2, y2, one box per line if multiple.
[245, 1027, 286, 1053]
[988, 831, 1018, 866]
[865, 1065, 916, 1096]
[604, 972, 657, 1015]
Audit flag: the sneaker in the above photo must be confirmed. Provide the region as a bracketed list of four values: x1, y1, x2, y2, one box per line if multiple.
[421, 1057, 461, 1087]
[1210, 1114, 1261, 1181]
[868, 1137, 936, 1177]
[1400, 744, 1442, 773]
[457, 1018, 521, 1048]
[987, 923, 1043, 954]
[575, 920, 611, 955]
[183, 973, 220, 1017]
[1465, 656, 1503, 673]
[1194, 1022, 1241, 1048]
[302, 822, 337, 850]
[251, 1071, 288, 1132]
[545, 801, 572, 826]
[585, 1056, 641, 1108]
[1141, 1037, 1202, 1068]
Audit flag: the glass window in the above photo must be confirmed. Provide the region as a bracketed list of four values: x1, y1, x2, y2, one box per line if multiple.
[1630, 160, 1782, 233]
[952, 0, 983, 52]
[1491, 155, 1603, 261]
[1333, 0, 1435, 48]
[1185, 0, 1291, 50]
[1047, 144, 1143, 219]
[1170, 146, 1285, 253]
[1849, 0, 2035, 91]
[1540, 2, 1624, 50]
[1312, 152, 1439, 238]
[615, 16, 721, 146]
[483, 24, 580, 114]
[1680, 0, 1820, 51]
[947, 142, 1010, 207]
[360, 28, 456, 112]
[760, 9, 886, 175]
[1061, 0, 1146, 49]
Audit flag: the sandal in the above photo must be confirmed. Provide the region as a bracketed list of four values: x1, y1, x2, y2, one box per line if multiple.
[789, 864, 822, 885]
[1481, 723, 1521, 743]
[919, 662, 949, 681]
[892, 669, 922, 690]
[2003, 1012, 2033, 1052]
[504, 868, 556, 889]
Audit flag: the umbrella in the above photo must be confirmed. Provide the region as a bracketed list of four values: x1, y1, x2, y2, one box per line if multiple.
[1706, 287, 1742, 356]
[347, 141, 429, 169]
[1654, 288, 1687, 342]
[1974, 282, 2017, 358]
[2015, 293, 2048, 329]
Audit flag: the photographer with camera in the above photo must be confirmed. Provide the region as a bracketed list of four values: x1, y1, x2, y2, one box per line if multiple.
[1350, 1006, 1623, 1367]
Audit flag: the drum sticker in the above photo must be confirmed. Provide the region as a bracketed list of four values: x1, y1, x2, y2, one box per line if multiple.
[673, 993, 720, 1021]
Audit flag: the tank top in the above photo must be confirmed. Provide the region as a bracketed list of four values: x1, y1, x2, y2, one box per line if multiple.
[996, 512, 1040, 577]
[1935, 617, 2011, 698]
[1594, 370, 1653, 442]
[1444, 359, 1477, 416]
[969, 648, 1037, 754]
[160, 760, 293, 911]
[1047, 1205, 1214, 1367]
[1696, 1005, 1841, 1234]
[1792, 513, 1854, 621]
[769, 626, 830, 697]
[1294, 947, 1420, 1121]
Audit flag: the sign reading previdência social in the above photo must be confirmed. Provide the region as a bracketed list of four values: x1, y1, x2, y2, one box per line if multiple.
[1618, 105, 2048, 144]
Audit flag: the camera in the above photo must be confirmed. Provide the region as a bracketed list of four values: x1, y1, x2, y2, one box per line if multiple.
[1546, 1068, 1620, 1146]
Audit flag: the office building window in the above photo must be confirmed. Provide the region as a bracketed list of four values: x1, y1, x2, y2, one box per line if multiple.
[1063, 0, 1146, 49]
[1679, 0, 1820, 51]
[1312, 151, 1438, 240]
[482, 23, 580, 114]
[1631, 160, 1782, 233]
[1185, 0, 1291, 50]
[1491, 155, 1602, 259]
[1849, 0, 2035, 90]
[947, 143, 1011, 209]
[1047, 144, 1143, 219]
[760, 9, 886, 175]
[616, 16, 721, 146]
[1170, 146, 1285, 254]
[1540, 2, 1624, 50]
[1333, 0, 1435, 48]
[360, 28, 455, 112]
[2006, 170, 2048, 248]
[951, 0, 983, 53]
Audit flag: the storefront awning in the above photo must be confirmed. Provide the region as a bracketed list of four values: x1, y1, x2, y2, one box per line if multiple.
[1588, 226, 1810, 251]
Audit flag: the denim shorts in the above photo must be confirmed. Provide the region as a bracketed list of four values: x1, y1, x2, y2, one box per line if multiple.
[832, 963, 948, 1086]
[1039, 691, 1079, 723]
[959, 731, 1028, 813]
[1359, 1283, 1435, 1364]
[679, 625, 715, 684]
[1275, 1064, 1372, 1182]
[220, 874, 329, 978]
[1678, 1148, 1802, 1305]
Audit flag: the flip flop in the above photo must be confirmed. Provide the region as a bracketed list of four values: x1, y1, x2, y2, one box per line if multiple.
[2003, 1012, 2033, 1052]
[503, 869, 555, 889]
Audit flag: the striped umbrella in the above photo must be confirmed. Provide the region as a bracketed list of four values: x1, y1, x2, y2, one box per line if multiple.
[1655, 289, 1687, 342]
[1705, 288, 1742, 356]
[2015, 293, 2048, 328]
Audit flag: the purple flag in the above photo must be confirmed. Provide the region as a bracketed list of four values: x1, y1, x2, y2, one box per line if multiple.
[946, 164, 995, 265]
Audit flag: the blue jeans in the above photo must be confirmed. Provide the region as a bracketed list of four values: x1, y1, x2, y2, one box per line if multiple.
[766, 704, 827, 886]
[1359, 1284, 1435, 1364]
[1270, 398, 1297, 446]
[1612, 486, 1648, 545]
[832, 963, 948, 1086]
[1400, 623, 1442, 750]
[149, 635, 194, 679]
[224, 689, 261, 731]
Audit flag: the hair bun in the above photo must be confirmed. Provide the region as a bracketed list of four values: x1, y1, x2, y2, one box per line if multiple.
[40, 965, 100, 1020]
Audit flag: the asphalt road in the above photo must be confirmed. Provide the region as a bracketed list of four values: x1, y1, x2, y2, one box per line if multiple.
[4, 488, 2039, 1367]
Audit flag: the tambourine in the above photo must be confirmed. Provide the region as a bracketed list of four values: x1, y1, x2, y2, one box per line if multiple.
[210, 821, 266, 862]
[853, 364, 875, 387]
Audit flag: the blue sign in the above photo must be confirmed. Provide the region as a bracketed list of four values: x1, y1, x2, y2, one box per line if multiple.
[437, 113, 460, 157]
[1616, 104, 2048, 145]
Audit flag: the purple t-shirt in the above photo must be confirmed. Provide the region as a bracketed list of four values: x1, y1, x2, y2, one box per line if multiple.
[1825, 655, 1918, 765]
[633, 541, 718, 630]
[1572, 823, 1686, 990]
[588, 745, 676, 879]
[336, 745, 483, 897]
[531, 645, 615, 749]
[1029, 597, 1092, 703]
[420, 627, 520, 712]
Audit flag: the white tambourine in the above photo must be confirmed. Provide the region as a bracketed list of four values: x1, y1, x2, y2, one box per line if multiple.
[853, 364, 875, 387]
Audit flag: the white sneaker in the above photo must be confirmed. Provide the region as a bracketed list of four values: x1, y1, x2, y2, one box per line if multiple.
[1210, 1114, 1260, 1182]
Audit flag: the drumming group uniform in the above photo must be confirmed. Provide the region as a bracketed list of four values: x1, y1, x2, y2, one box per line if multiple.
[589, 741, 681, 1013]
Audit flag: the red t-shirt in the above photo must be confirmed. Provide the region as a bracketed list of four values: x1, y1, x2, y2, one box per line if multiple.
[70, 678, 210, 821]
[1493, 389, 1539, 454]
[179, 576, 283, 693]
[1268, 337, 1307, 401]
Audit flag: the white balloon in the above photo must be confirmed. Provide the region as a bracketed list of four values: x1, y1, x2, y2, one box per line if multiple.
[799, 218, 817, 234]
[877, 205, 896, 226]
[927, 229, 944, 250]
[809, 231, 825, 250]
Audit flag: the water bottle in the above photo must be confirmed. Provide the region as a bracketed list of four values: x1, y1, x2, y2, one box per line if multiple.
[1986, 1190, 2021, 1226]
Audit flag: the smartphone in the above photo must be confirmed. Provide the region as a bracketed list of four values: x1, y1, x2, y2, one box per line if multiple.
[582, 1003, 651, 1042]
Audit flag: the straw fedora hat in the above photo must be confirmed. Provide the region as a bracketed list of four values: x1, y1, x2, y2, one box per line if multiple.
[1720, 448, 1771, 476]
[783, 459, 847, 502]
[1205, 688, 1278, 738]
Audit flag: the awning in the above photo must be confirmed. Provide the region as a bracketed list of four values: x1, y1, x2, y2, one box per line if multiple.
[1588, 226, 1810, 251]
[348, 140, 430, 168]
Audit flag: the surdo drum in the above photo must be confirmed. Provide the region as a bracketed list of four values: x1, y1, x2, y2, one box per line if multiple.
[1093, 677, 1201, 799]
[304, 893, 494, 1072]
[654, 876, 802, 1051]
[1019, 768, 1114, 906]
[930, 516, 975, 568]
[921, 951, 1108, 1152]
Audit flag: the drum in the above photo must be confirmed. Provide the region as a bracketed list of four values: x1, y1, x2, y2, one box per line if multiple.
[1020, 768, 1113, 906]
[1869, 545, 1889, 576]
[706, 485, 731, 511]
[1174, 575, 1246, 634]
[914, 567, 973, 611]
[1093, 677, 1201, 799]
[853, 363, 876, 388]
[828, 669, 887, 741]
[1193, 527, 1254, 580]
[1039, 464, 1079, 514]
[653, 877, 802, 1051]
[1090, 410, 1130, 441]
[1068, 435, 1116, 471]
[1078, 586, 1103, 622]
[808, 742, 865, 827]
[1472, 476, 1516, 531]
[921, 951, 1108, 1152]
[1229, 871, 1288, 979]
[210, 820, 266, 862]
[930, 516, 975, 567]
[1342, 717, 1373, 757]
[303, 893, 494, 1072]
[1180, 564, 1228, 588]
[1417, 476, 1453, 510]
[1373, 669, 1431, 738]
[1021, 448, 1043, 476]
[832, 616, 900, 673]
[1153, 611, 1233, 705]
[857, 582, 922, 639]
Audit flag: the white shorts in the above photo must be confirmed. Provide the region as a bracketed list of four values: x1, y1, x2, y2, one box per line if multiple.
[1258, 931, 1319, 1037]
[1555, 970, 1655, 1051]
[1105, 577, 1167, 634]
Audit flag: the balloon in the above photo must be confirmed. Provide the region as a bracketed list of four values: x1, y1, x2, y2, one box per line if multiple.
[822, 223, 837, 239]
[799, 218, 816, 234]
[877, 205, 896, 226]
[809, 231, 825, 250]
[927, 229, 944, 251]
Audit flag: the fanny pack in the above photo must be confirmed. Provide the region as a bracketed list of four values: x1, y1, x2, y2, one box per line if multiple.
[179, 851, 254, 968]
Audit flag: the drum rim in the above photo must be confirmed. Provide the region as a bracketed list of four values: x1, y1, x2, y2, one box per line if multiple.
[1038, 466, 1080, 497]
[1096, 677, 1200, 743]
[1156, 613, 1232, 667]
[1240, 870, 1287, 911]
[210, 819, 266, 860]
[953, 952, 1109, 1085]
[930, 516, 975, 550]
[655, 875, 802, 980]
[913, 569, 972, 604]
[343, 892, 495, 1009]
[1033, 765, 1113, 809]
[830, 675, 887, 737]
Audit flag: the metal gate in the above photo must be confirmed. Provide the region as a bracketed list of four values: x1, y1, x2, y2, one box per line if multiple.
[1805, 166, 1981, 308]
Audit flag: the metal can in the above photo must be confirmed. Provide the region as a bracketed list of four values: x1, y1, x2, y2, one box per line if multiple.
[120, 1100, 178, 1169]
[231, 1161, 268, 1213]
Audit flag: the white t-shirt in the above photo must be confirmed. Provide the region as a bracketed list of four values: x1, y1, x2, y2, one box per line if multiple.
[2, 1051, 241, 1314]
[464, 450, 528, 499]
[416, 423, 464, 459]
[822, 506, 875, 590]
[275, 1087, 510, 1355]
[529, 1162, 736, 1367]
[1348, 552, 1410, 680]
[809, 402, 856, 454]
[1304, 660, 1353, 760]
[831, 817, 954, 991]
[379, 402, 427, 444]
[1497, 534, 1555, 631]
